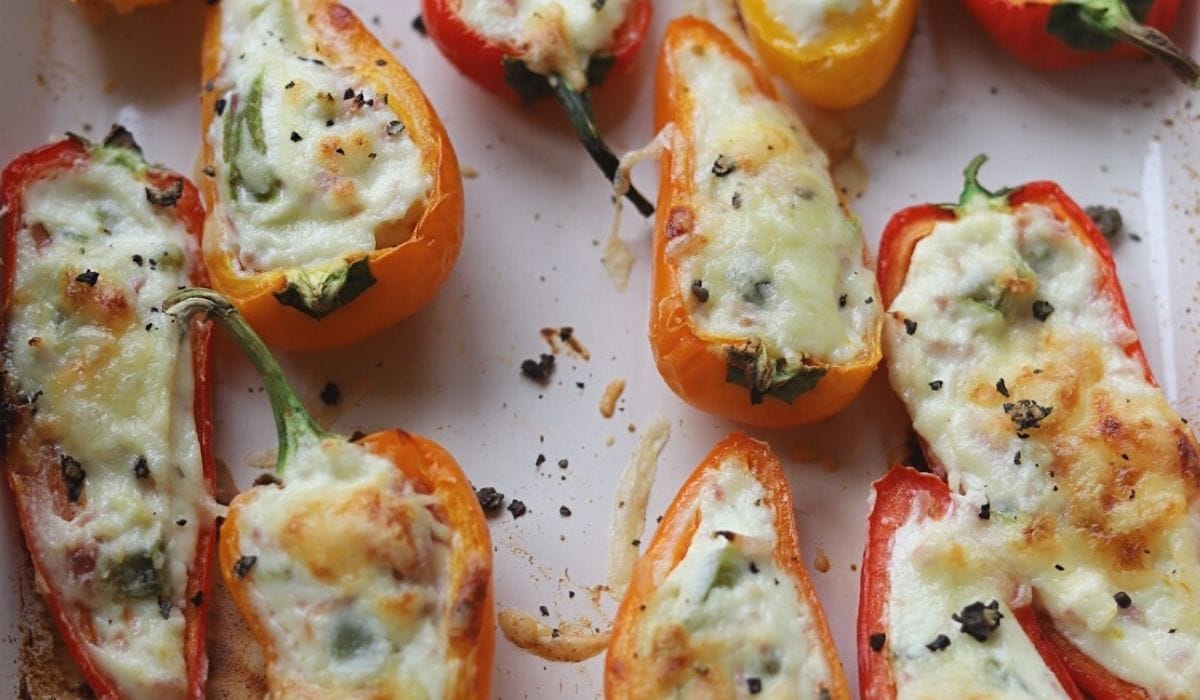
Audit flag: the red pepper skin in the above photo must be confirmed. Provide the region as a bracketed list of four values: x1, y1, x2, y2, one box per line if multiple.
[961, 0, 1180, 71]
[856, 467, 1084, 699]
[420, 0, 652, 98]
[0, 136, 214, 700]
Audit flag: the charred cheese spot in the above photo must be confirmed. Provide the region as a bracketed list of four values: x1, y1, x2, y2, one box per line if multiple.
[886, 198, 1200, 695]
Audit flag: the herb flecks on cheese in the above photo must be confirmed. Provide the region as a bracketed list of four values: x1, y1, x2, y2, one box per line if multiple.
[210, 0, 431, 274]
[634, 457, 836, 697]
[236, 438, 457, 696]
[669, 39, 879, 401]
[5, 153, 205, 699]
[886, 197, 1200, 695]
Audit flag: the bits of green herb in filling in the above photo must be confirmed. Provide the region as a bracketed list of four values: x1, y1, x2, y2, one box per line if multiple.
[507, 499, 527, 518]
[60, 455, 86, 502]
[926, 634, 951, 652]
[1003, 399, 1053, 431]
[475, 486, 505, 514]
[953, 600, 1003, 641]
[928, 380, 944, 391]
[133, 456, 150, 480]
[995, 378, 1009, 397]
[75, 270, 99, 286]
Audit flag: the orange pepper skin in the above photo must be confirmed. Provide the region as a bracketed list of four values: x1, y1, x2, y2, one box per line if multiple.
[735, 0, 918, 109]
[218, 430, 494, 699]
[650, 17, 881, 429]
[200, 0, 464, 351]
[605, 433, 849, 698]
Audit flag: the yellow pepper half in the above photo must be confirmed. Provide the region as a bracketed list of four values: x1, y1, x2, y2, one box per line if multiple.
[735, 0, 919, 109]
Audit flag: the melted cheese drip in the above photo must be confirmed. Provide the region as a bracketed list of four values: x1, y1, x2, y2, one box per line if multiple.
[763, 0, 866, 45]
[6, 153, 206, 699]
[457, 0, 633, 83]
[636, 457, 835, 696]
[210, 0, 431, 273]
[670, 40, 879, 367]
[887, 198, 1200, 695]
[237, 438, 455, 696]
[887, 498, 1071, 699]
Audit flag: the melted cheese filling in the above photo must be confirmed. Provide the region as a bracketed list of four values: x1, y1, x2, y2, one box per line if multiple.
[210, 0, 431, 273]
[6, 153, 206, 699]
[237, 439, 455, 695]
[887, 498, 1070, 699]
[636, 457, 835, 696]
[457, 0, 632, 79]
[763, 0, 866, 45]
[670, 41, 878, 369]
[886, 198, 1200, 696]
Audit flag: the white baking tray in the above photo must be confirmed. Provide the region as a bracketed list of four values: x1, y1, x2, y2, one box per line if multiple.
[1, 0, 1198, 696]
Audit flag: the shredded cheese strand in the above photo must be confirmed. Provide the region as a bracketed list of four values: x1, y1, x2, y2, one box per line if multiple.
[606, 414, 671, 599]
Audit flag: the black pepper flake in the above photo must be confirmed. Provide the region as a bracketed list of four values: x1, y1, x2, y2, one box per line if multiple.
[325, 119, 335, 127]
[133, 456, 150, 480]
[929, 380, 944, 391]
[1055, 564, 1064, 571]
[1114, 591, 1132, 609]
[838, 294, 847, 308]
[319, 381, 340, 405]
[290, 131, 302, 142]
[1169, 628, 1177, 634]
[214, 98, 227, 116]
[865, 296, 874, 304]
[539, 605, 549, 617]
[979, 499, 991, 520]
[412, 14, 427, 35]
[747, 678, 762, 695]
[714, 530, 737, 541]
[559, 505, 571, 517]
[176, 518, 187, 526]
[1004, 399, 1053, 431]
[158, 597, 173, 620]
[132, 255, 144, 266]
[558, 458, 569, 469]
[1014, 451, 1022, 465]
[550, 628, 560, 638]
[731, 192, 742, 209]
[591, 0, 606, 9]
[711, 154, 736, 177]
[691, 279, 710, 303]
[233, 555, 257, 578]
[60, 456, 86, 502]
[343, 87, 356, 99]
[904, 319, 917, 335]
[1085, 205, 1123, 239]
[535, 453, 546, 466]
[749, 562, 760, 574]
[476, 486, 504, 514]
[253, 472, 281, 487]
[202, 166, 216, 177]
[869, 632, 886, 652]
[631, 539, 641, 547]
[996, 378, 1009, 397]
[335, 147, 345, 155]
[375, 58, 387, 66]
[953, 600, 1003, 642]
[285, 80, 295, 89]
[1032, 299, 1055, 321]
[75, 270, 99, 286]
[926, 634, 951, 652]
[520, 354, 555, 382]
[507, 499, 527, 518]
[386, 120, 406, 137]
[146, 178, 184, 207]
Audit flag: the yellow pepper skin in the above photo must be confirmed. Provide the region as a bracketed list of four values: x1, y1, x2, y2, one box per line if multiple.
[736, 0, 919, 109]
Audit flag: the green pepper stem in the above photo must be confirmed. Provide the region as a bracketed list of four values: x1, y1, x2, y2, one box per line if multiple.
[551, 78, 656, 217]
[1080, 0, 1200, 87]
[164, 288, 329, 472]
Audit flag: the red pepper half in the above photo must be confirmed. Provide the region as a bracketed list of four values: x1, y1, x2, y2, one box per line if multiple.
[961, 0, 1199, 85]
[421, 0, 656, 215]
[0, 130, 213, 699]
[856, 467, 1084, 699]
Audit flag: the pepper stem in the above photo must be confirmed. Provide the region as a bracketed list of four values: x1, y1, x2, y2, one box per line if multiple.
[959, 154, 994, 205]
[551, 78, 655, 217]
[1079, 0, 1200, 87]
[164, 288, 330, 472]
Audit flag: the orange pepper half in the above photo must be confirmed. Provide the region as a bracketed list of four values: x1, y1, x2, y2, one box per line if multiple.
[200, 0, 463, 351]
[605, 433, 849, 698]
[736, 0, 919, 109]
[650, 17, 882, 429]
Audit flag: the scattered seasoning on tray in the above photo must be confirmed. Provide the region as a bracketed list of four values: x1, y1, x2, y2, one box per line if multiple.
[558, 458, 569, 469]
[953, 600, 1003, 641]
[1085, 205, 1123, 239]
[559, 505, 572, 517]
[1031, 299, 1055, 322]
[539, 605, 549, 617]
[521, 354, 555, 382]
[75, 270, 99, 286]
[904, 319, 917, 335]
[61, 455, 86, 503]
[412, 14, 427, 35]
[133, 456, 150, 480]
[995, 378, 1009, 398]
[319, 381, 340, 406]
[233, 555, 257, 578]
[869, 632, 886, 652]
[476, 487, 505, 515]
[1114, 591, 1132, 609]
[146, 178, 184, 207]
[535, 453, 546, 467]
[507, 499, 527, 518]
[926, 634, 951, 652]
